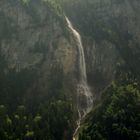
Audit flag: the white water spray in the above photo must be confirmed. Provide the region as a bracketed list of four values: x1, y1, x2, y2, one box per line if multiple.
[66, 17, 93, 140]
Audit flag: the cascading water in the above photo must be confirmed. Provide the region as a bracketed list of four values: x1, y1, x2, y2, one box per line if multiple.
[66, 17, 93, 140]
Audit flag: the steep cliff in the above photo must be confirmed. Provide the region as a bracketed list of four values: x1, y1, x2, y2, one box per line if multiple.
[0, 0, 79, 139]
[59, 0, 140, 139]
[0, 0, 78, 105]
[0, 0, 140, 139]
[60, 0, 140, 97]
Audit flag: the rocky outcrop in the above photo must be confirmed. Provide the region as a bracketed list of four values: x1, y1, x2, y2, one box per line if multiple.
[0, 0, 76, 72]
[84, 39, 120, 98]
[0, 0, 79, 108]
[60, 0, 140, 99]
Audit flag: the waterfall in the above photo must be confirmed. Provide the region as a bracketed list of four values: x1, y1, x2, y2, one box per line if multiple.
[65, 17, 93, 139]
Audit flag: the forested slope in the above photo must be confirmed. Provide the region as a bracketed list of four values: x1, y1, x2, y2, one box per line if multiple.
[0, 0, 78, 139]
[0, 0, 140, 140]
[59, 0, 140, 139]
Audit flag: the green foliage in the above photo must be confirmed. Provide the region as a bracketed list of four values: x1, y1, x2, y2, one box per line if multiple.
[0, 100, 74, 140]
[6, 115, 12, 126]
[21, 0, 30, 5]
[79, 82, 140, 140]
[34, 115, 42, 123]
[45, 0, 64, 17]
[25, 131, 34, 138]
[0, 47, 74, 140]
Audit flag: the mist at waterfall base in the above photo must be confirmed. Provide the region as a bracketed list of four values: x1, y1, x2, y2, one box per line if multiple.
[66, 17, 93, 139]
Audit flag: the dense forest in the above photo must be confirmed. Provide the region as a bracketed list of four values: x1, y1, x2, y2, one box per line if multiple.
[0, 0, 140, 140]
[79, 67, 140, 140]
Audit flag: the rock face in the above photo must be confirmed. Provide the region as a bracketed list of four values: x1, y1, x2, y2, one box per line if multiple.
[59, 1, 140, 139]
[2, 0, 139, 105]
[84, 39, 119, 98]
[0, 2, 81, 138]
[0, 0, 79, 108]
[0, 0, 140, 139]
[60, 0, 140, 98]
[0, 0, 76, 72]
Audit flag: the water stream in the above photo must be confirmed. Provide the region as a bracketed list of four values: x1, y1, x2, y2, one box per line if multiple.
[66, 17, 93, 140]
